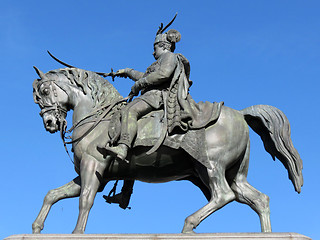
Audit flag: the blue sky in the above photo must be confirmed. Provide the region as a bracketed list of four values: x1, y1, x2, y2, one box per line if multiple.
[1, 0, 319, 239]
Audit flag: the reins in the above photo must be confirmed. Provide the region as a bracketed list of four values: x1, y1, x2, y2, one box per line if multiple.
[58, 96, 130, 169]
[60, 95, 131, 154]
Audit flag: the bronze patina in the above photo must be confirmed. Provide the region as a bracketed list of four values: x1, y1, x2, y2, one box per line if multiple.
[32, 16, 303, 234]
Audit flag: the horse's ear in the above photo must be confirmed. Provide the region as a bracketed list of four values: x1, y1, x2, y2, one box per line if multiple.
[33, 66, 46, 79]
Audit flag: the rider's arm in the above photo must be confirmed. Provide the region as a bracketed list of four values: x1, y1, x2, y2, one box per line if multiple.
[125, 69, 144, 82]
[115, 68, 143, 82]
[130, 52, 177, 96]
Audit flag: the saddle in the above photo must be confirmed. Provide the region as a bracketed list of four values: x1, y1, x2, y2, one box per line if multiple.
[108, 102, 223, 169]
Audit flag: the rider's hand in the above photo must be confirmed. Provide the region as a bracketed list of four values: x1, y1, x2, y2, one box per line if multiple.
[130, 77, 148, 97]
[130, 82, 140, 96]
[115, 68, 130, 78]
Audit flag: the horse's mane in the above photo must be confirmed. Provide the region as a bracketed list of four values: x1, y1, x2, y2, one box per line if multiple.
[35, 68, 122, 108]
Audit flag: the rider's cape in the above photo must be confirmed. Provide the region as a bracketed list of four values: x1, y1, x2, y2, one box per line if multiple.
[167, 53, 222, 134]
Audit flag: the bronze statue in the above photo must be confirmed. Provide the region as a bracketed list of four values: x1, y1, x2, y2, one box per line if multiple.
[32, 17, 303, 234]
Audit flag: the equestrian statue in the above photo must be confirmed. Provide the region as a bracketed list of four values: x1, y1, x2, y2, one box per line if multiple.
[32, 16, 303, 234]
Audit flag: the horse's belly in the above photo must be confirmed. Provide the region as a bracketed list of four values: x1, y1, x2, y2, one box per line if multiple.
[117, 146, 194, 183]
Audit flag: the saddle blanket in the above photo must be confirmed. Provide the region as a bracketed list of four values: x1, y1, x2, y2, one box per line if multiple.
[108, 103, 222, 169]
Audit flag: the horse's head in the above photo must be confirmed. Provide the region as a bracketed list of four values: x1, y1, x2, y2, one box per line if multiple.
[33, 66, 70, 133]
[33, 66, 123, 134]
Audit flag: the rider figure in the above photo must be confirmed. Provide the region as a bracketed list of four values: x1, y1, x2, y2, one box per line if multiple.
[103, 19, 222, 209]
[104, 28, 190, 161]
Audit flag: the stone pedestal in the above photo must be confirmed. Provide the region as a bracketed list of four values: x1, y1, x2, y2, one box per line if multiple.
[4, 233, 311, 240]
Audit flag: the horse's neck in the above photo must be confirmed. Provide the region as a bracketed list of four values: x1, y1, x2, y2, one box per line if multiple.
[70, 91, 95, 125]
[67, 69, 122, 125]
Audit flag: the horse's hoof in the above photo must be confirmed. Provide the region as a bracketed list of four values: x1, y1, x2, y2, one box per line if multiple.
[32, 228, 41, 234]
[181, 225, 196, 234]
[181, 229, 196, 234]
[72, 230, 84, 234]
[32, 223, 42, 234]
[182, 217, 196, 234]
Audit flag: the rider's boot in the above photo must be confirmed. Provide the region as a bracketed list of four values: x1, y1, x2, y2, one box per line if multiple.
[105, 143, 129, 162]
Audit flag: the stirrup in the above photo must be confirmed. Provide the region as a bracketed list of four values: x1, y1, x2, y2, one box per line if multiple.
[103, 193, 122, 204]
[103, 193, 131, 210]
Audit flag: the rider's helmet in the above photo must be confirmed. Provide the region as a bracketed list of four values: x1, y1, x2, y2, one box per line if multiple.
[154, 14, 181, 52]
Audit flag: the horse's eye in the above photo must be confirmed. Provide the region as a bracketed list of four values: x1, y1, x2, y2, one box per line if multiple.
[42, 88, 50, 96]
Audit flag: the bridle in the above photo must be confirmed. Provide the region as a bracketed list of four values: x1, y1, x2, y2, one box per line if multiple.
[38, 79, 80, 167]
[39, 104, 68, 122]
[38, 79, 69, 134]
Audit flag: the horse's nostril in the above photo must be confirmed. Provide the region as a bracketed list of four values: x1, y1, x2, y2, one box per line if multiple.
[46, 119, 52, 127]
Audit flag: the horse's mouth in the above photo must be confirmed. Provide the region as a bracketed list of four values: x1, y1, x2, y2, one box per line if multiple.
[46, 125, 59, 133]
[47, 128, 58, 133]
[45, 119, 61, 133]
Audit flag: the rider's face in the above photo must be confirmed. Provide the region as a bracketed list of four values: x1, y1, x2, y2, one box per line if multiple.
[153, 44, 165, 60]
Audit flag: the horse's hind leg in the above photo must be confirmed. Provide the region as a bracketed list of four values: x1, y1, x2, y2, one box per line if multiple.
[231, 179, 271, 232]
[182, 164, 236, 233]
[230, 141, 271, 232]
[32, 177, 81, 233]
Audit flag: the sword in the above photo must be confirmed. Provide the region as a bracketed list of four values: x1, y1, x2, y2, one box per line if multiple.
[47, 51, 116, 81]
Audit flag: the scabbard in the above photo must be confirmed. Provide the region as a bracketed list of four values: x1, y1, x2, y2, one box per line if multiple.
[146, 91, 168, 155]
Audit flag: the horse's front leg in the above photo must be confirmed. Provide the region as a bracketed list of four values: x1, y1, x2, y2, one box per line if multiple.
[72, 154, 107, 234]
[32, 177, 81, 233]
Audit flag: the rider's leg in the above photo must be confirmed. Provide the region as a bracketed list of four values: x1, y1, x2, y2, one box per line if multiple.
[105, 99, 154, 161]
[103, 99, 156, 208]
[119, 99, 154, 145]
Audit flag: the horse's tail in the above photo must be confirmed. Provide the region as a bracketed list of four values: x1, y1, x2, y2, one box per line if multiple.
[240, 105, 303, 193]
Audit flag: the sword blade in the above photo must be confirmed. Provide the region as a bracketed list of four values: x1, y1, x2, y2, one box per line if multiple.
[47, 50, 76, 68]
[47, 50, 110, 77]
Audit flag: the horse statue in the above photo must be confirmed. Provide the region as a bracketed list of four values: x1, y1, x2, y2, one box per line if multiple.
[32, 66, 303, 234]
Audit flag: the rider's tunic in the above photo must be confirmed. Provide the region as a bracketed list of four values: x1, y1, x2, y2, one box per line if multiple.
[133, 51, 222, 134]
